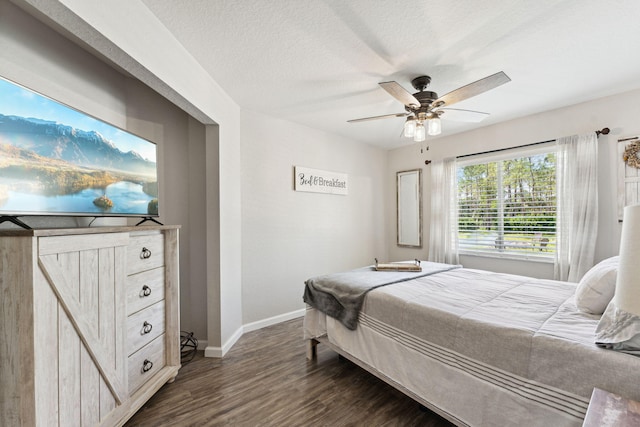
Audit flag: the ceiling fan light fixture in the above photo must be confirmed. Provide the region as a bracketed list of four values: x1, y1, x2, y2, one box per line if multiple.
[427, 116, 441, 136]
[404, 116, 416, 137]
[414, 122, 426, 142]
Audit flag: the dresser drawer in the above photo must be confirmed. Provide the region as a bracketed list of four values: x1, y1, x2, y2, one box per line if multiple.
[127, 301, 165, 355]
[128, 334, 166, 394]
[126, 267, 165, 316]
[127, 233, 165, 275]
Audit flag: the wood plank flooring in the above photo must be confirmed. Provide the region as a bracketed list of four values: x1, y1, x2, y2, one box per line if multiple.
[125, 318, 454, 426]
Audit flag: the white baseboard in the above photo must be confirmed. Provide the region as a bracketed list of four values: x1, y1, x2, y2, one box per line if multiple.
[202, 308, 306, 358]
[203, 346, 221, 358]
[243, 308, 305, 333]
[204, 325, 243, 358]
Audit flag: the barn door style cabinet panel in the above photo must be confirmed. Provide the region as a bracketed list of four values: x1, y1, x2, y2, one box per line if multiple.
[0, 225, 180, 426]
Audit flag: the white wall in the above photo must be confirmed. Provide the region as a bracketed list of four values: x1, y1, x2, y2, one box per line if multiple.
[241, 110, 389, 326]
[386, 145, 432, 262]
[388, 89, 640, 279]
[185, 117, 209, 344]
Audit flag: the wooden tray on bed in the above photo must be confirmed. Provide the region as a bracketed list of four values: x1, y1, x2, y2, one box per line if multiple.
[374, 258, 422, 272]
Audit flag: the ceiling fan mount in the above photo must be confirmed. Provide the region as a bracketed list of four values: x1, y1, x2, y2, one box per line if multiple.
[405, 76, 439, 112]
[410, 75, 432, 92]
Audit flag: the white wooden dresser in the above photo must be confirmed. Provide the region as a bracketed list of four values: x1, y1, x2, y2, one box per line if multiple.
[0, 225, 181, 426]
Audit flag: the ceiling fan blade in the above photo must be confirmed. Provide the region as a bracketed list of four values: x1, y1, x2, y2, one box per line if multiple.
[433, 71, 510, 108]
[436, 107, 490, 123]
[379, 81, 421, 108]
[347, 112, 408, 123]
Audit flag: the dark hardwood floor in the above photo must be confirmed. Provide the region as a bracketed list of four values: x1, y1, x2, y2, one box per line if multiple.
[125, 318, 454, 426]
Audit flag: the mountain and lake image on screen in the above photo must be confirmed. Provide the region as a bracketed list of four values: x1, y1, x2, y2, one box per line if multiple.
[0, 76, 158, 217]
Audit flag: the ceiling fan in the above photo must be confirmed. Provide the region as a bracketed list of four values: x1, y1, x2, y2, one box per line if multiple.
[348, 71, 511, 142]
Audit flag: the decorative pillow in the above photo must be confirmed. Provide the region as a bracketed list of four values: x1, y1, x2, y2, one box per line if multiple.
[575, 256, 619, 315]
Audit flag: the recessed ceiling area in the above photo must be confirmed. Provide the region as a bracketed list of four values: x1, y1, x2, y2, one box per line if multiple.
[140, 0, 640, 149]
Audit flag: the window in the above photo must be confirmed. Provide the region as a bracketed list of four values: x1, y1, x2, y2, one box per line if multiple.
[456, 147, 556, 260]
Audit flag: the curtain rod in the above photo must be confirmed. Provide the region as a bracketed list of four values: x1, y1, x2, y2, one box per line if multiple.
[454, 127, 610, 160]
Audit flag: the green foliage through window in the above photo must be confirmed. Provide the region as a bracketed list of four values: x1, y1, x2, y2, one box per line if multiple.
[456, 151, 556, 259]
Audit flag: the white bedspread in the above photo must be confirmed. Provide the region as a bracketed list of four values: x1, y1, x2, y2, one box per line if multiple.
[303, 261, 459, 329]
[305, 267, 640, 426]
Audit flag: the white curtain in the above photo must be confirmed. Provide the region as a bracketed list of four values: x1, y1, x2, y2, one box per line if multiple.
[555, 132, 599, 282]
[428, 158, 459, 264]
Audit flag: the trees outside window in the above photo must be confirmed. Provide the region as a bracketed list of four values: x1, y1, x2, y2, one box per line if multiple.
[457, 151, 556, 259]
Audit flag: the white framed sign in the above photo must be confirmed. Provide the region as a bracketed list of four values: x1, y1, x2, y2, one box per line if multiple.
[294, 166, 348, 195]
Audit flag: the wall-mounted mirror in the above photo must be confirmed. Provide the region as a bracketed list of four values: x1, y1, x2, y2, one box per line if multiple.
[397, 169, 422, 247]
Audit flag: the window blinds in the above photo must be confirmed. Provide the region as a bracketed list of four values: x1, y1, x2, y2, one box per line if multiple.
[456, 149, 556, 260]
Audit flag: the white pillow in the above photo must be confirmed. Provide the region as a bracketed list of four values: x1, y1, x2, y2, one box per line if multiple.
[575, 256, 619, 315]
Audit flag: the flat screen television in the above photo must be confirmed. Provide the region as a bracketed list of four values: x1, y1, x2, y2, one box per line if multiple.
[0, 75, 159, 226]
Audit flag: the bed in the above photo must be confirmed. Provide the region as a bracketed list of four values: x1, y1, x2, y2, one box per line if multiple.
[303, 261, 640, 427]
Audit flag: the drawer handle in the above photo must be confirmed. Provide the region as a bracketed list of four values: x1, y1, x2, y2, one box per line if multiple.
[142, 359, 154, 373]
[140, 247, 152, 259]
[142, 321, 153, 334]
[141, 285, 152, 297]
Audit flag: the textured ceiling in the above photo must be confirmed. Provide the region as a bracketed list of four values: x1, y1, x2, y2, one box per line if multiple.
[141, 0, 640, 149]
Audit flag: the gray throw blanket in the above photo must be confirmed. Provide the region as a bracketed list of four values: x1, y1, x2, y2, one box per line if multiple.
[303, 261, 461, 330]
